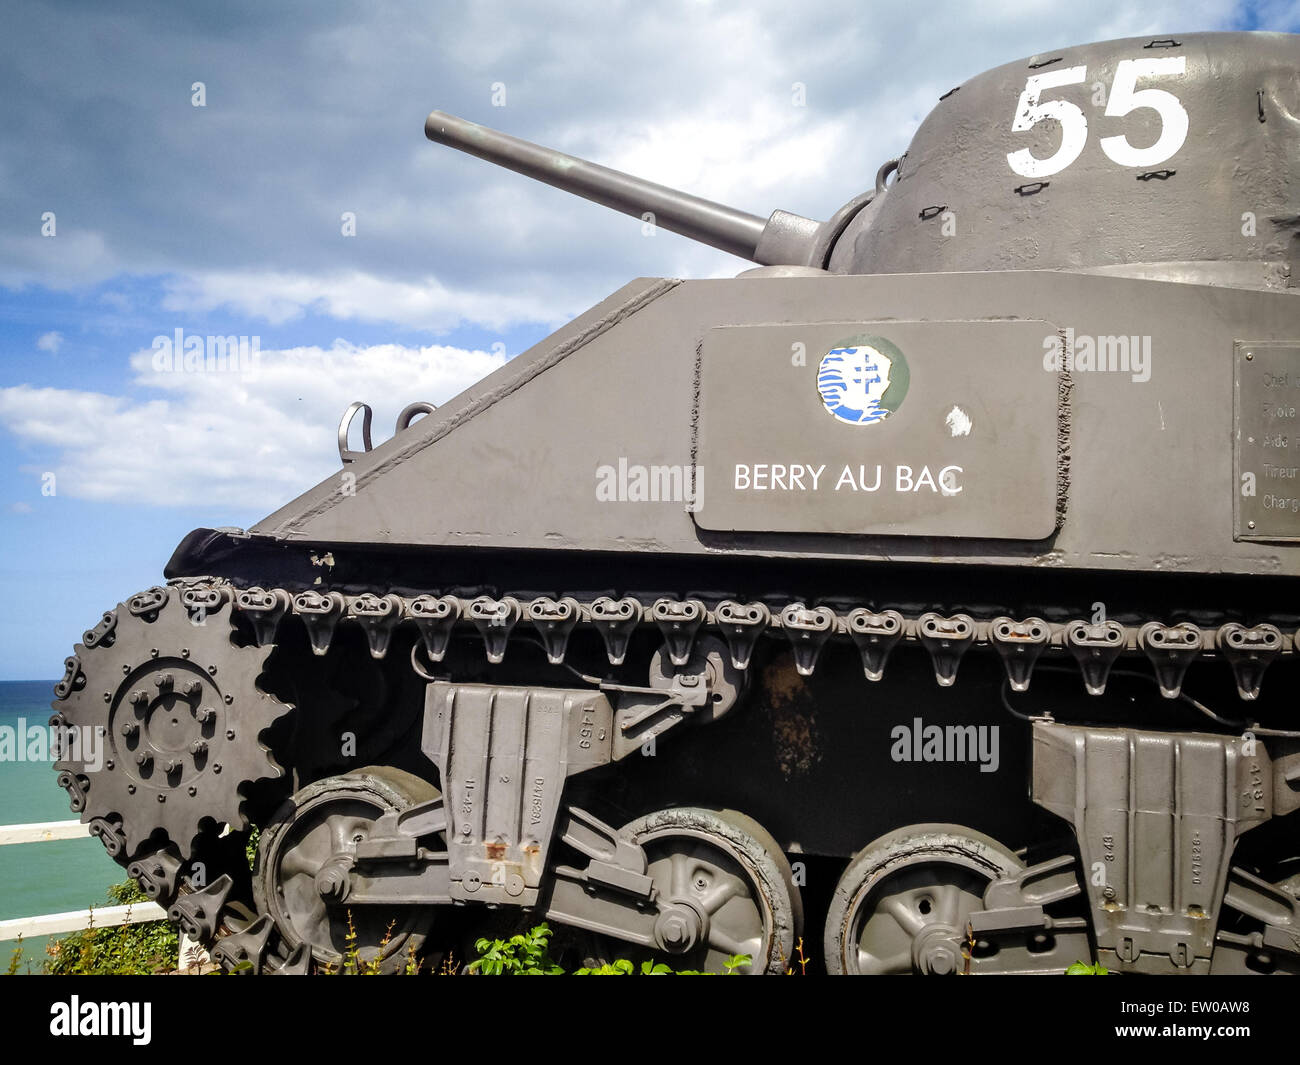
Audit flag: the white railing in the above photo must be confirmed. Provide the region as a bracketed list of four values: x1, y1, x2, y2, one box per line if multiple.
[0, 819, 167, 942]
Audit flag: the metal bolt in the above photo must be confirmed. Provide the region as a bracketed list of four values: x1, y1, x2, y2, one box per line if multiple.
[127, 784, 136, 794]
[196, 707, 215, 724]
[207, 665, 217, 676]
[103, 691, 111, 703]
[164, 758, 182, 774]
[130, 689, 149, 706]
[224, 694, 233, 705]
[226, 729, 235, 740]
[190, 739, 208, 755]
[1248, 521, 1256, 529]
[155, 673, 174, 690]
[158, 794, 166, 803]
[135, 751, 153, 768]
[213, 763, 222, 774]
[122, 664, 130, 675]
[181, 648, 190, 659]
[120, 721, 138, 737]
[151, 648, 159, 658]
[1246, 352, 1254, 360]
[187, 786, 197, 796]
[184, 679, 202, 696]
[105, 760, 114, 770]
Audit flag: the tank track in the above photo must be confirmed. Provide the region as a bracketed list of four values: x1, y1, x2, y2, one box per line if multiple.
[98, 579, 1300, 702]
[50, 576, 1298, 967]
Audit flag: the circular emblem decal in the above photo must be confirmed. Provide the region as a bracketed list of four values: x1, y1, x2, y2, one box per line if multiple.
[816, 335, 910, 426]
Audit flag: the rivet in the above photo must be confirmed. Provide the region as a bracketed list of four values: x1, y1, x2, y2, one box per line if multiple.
[226, 729, 235, 740]
[1248, 521, 1256, 529]
[207, 665, 217, 675]
[151, 649, 159, 658]
[181, 648, 190, 658]
[188, 786, 197, 796]
[213, 763, 222, 774]
[127, 784, 136, 794]
[158, 794, 166, 803]
[224, 694, 234, 705]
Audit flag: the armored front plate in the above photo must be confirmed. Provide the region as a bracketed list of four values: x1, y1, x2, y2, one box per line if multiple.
[693, 321, 1062, 539]
[1235, 343, 1300, 542]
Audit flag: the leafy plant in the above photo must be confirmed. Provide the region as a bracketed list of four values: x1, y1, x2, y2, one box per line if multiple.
[468, 922, 564, 975]
[1066, 960, 1112, 975]
[245, 825, 260, 870]
[45, 881, 179, 975]
[573, 952, 752, 975]
[574, 958, 637, 975]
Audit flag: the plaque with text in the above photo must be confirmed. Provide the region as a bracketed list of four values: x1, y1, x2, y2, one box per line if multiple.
[1235, 343, 1300, 541]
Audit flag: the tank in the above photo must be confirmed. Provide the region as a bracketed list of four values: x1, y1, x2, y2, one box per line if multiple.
[50, 30, 1300, 975]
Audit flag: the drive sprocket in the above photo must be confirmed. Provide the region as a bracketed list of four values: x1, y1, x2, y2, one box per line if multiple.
[51, 583, 293, 871]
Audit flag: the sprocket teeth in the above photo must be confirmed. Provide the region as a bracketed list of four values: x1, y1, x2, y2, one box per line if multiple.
[52, 585, 289, 870]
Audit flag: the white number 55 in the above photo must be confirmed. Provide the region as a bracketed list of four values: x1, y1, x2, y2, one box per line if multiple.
[1007, 57, 1188, 178]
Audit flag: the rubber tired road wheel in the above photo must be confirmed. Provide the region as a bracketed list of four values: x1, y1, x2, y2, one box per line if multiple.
[824, 823, 1023, 975]
[254, 765, 438, 972]
[617, 806, 802, 974]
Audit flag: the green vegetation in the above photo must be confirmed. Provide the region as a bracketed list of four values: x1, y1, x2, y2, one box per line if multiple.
[43, 880, 179, 975]
[7, 889, 760, 976]
[467, 921, 565, 975]
[465, 921, 752, 975]
[1066, 960, 1112, 975]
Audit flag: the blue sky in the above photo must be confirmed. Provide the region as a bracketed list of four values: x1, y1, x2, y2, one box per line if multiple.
[2, 0, 1297, 679]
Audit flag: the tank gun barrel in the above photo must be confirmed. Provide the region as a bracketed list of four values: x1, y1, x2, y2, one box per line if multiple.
[425, 110, 823, 265]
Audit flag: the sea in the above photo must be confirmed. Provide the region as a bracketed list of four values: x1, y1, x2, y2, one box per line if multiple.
[0, 680, 123, 972]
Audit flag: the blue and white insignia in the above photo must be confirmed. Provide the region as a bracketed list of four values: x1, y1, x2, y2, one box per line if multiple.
[816, 336, 910, 426]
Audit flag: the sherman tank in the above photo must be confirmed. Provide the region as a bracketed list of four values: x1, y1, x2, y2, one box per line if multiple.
[50, 30, 1300, 975]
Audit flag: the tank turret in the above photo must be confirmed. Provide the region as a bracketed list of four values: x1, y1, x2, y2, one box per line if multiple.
[431, 31, 1300, 290]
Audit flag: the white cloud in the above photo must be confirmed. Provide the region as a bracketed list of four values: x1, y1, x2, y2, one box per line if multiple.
[160, 270, 573, 331]
[0, 0, 1265, 333]
[36, 331, 63, 354]
[0, 341, 506, 509]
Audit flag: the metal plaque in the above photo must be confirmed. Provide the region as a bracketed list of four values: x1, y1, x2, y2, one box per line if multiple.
[692, 321, 1063, 539]
[1234, 342, 1300, 542]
